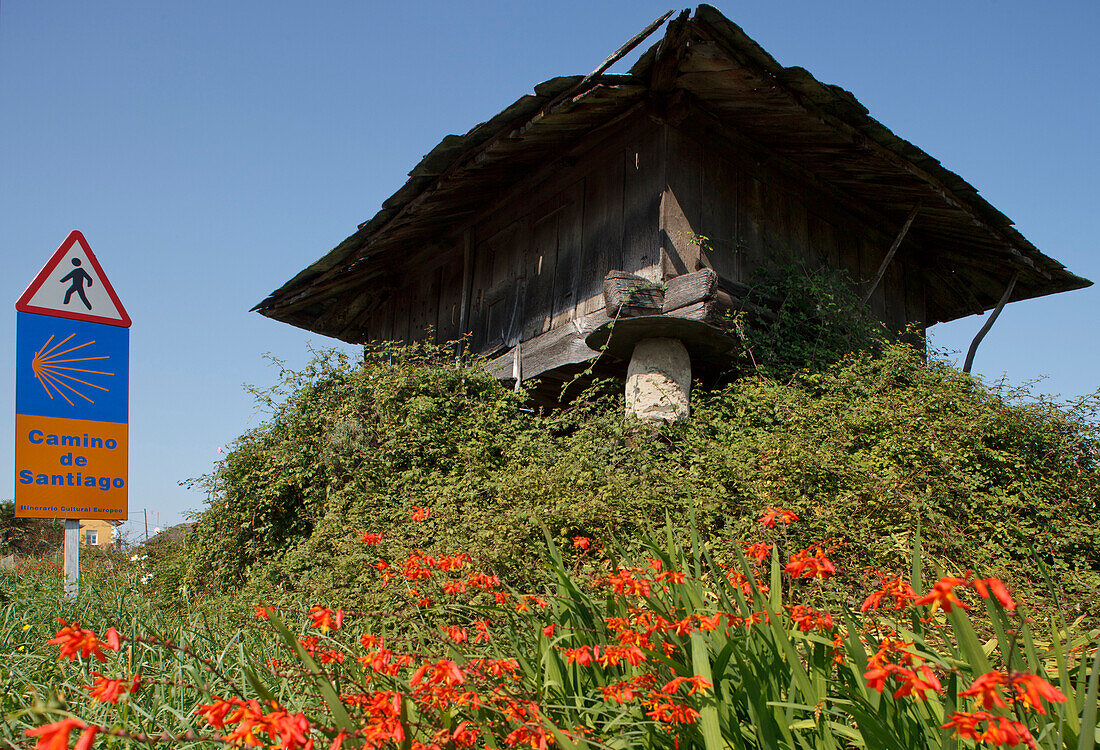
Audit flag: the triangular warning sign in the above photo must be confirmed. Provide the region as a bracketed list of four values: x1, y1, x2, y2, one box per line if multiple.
[16, 230, 131, 327]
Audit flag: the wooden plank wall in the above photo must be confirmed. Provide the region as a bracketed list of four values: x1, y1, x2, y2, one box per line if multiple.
[662, 119, 926, 332]
[357, 111, 664, 355]
[362, 111, 664, 357]
[360, 106, 927, 357]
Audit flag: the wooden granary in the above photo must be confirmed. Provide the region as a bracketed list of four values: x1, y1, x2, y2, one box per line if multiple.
[255, 6, 1089, 419]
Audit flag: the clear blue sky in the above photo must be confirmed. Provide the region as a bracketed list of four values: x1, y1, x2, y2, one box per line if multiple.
[3, 1, 1097, 538]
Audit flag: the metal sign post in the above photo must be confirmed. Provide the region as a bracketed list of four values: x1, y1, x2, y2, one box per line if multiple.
[13, 231, 131, 599]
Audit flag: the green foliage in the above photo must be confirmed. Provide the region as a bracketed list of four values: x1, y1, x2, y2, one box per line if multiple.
[8, 524, 1099, 750]
[734, 262, 891, 380]
[0, 500, 64, 558]
[169, 341, 1100, 623]
[0, 552, 248, 750]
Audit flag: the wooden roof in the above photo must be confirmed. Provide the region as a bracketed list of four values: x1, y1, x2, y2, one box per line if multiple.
[255, 5, 1090, 340]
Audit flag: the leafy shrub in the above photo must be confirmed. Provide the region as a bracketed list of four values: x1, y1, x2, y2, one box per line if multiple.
[167, 341, 1100, 623]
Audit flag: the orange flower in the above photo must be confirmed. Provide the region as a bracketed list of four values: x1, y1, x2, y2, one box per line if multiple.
[542, 624, 556, 638]
[864, 667, 889, 693]
[914, 576, 970, 614]
[661, 675, 712, 696]
[442, 625, 468, 643]
[941, 710, 992, 741]
[787, 604, 833, 633]
[253, 605, 271, 620]
[744, 542, 772, 565]
[410, 659, 466, 688]
[195, 697, 240, 730]
[784, 547, 836, 579]
[306, 606, 344, 633]
[48, 621, 121, 663]
[760, 507, 798, 528]
[85, 672, 141, 704]
[891, 664, 942, 701]
[944, 712, 1036, 748]
[410, 507, 431, 523]
[359, 532, 383, 544]
[960, 671, 1010, 710]
[860, 573, 916, 611]
[1011, 673, 1067, 715]
[572, 536, 591, 550]
[972, 577, 1016, 611]
[25, 719, 92, 750]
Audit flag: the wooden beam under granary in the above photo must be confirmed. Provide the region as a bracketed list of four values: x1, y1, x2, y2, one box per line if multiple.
[254, 5, 1090, 417]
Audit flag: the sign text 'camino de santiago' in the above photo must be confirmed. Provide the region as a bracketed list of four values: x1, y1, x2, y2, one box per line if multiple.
[14, 230, 130, 520]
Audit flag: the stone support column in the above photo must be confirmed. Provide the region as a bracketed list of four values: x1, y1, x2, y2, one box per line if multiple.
[626, 337, 691, 424]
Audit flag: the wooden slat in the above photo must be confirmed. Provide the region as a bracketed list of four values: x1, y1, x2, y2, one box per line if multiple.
[700, 155, 740, 282]
[661, 125, 704, 277]
[436, 250, 464, 344]
[578, 148, 625, 316]
[740, 175, 765, 277]
[522, 201, 560, 340]
[620, 125, 662, 281]
[807, 212, 839, 270]
[550, 181, 586, 329]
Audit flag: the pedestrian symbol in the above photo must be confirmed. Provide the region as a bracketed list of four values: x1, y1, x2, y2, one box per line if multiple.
[16, 231, 130, 327]
[61, 258, 94, 310]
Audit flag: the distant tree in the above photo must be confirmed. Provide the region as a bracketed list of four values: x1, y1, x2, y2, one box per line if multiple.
[0, 500, 63, 557]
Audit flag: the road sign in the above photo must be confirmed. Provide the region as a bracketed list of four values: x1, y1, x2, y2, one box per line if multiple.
[16, 230, 131, 327]
[14, 232, 130, 523]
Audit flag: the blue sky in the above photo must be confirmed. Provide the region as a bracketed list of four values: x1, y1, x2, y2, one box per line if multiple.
[2, 1, 1097, 538]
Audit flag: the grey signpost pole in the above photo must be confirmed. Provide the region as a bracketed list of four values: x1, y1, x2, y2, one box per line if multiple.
[64, 519, 79, 599]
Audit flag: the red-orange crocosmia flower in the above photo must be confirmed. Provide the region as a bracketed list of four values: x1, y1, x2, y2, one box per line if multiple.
[410, 659, 466, 688]
[760, 507, 798, 528]
[971, 577, 1016, 611]
[960, 671, 1010, 710]
[860, 574, 917, 612]
[891, 665, 943, 701]
[572, 536, 591, 550]
[941, 710, 992, 742]
[864, 667, 889, 693]
[1011, 673, 1067, 715]
[48, 621, 121, 663]
[195, 697, 240, 730]
[85, 672, 141, 704]
[914, 576, 970, 614]
[359, 532, 383, 544]
[744, 542, 772, 565]
[788, 605, 833, 633]
[410, 507, 431, 523]
[943, 712, 1036, 748]
[25, 719, 90, 750]
[306, 606, 344, 633]
[253, 605, 271, 620]
[661, 675, 712, 696]
[542, 624, 556, 638]
[443, 625, 468, 643]
[783, 547, 836, 579]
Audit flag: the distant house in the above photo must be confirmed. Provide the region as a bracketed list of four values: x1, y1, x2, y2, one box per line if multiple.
[78, 519, 120, 548]
[255, 5, 1088, 419]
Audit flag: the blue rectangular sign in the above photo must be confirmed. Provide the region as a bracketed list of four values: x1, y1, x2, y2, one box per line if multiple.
[16, 312, 129, 424]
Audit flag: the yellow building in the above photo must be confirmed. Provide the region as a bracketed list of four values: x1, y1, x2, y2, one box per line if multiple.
[78, 519, 120, 548]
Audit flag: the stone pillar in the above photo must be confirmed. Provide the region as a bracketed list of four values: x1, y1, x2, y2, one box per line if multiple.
[626, 337, 691, 424]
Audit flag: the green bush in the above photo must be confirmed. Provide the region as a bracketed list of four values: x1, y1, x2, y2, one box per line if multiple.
[168, 341, 1100, 622]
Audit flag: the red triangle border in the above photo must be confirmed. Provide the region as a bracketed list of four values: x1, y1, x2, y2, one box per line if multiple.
[15, 230, 132, 328]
